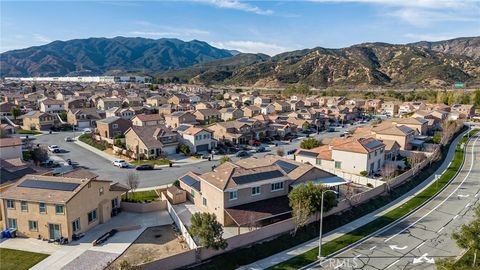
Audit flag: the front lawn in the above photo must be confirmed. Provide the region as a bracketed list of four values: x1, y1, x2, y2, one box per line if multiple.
[122, 190, 159, 203]
[16, 129, 42, 135]
[0, 248, 49, 270]
[130, 159, 171, 166]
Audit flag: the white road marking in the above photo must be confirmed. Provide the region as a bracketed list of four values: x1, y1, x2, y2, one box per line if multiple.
[438, 227, 445, 233]
[413, 253, 435, 264]
[369, 246, 377, 251]
[475, 194, 479, 198]
[465, 203, 471, 208]
[417, 242, 425, 249]
[458, 194, 470, 198]
[453, 215, 459, 220]
[384, 136, 479, 243]
[389, 245, 408, 251]
[386, 260, 400, 269]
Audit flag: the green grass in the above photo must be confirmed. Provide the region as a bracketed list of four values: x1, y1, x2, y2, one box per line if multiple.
[130, 159, 171, 165]
[0, 248, 49, 270]
[268, 129, 478, 270]
[78, 134, 108, 151]
[16, 129, 42, 135]
[192, 127, 472, 270]
[122, 190, 159, 203]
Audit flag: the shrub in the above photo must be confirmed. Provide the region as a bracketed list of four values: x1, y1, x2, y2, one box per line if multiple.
[360, 171, 368, 177]
[300, 138, 321, 149]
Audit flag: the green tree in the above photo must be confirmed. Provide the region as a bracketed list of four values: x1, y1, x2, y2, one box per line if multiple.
[452, 206, 480, 267]
[178, 144, 191, 156]
[288, 182, 337, 231]
[432, 132, 442, 144]
[219, 156, 231, 164]
[32, 147, 48, 166]
[10, 107, 22, 120]
[215, 94, 224, 100]
[473, 89, 480, 107]
[59, 111, 67, 121]
[300, 138, 321, 149]
[190, 212, 227, 250]
[114, 138, 124, 148]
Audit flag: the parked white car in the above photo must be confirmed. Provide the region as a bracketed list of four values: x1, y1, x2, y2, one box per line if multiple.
[82, 128, 92, 134]
[112, 160, 129, 168]
[48, 145, 61, 153]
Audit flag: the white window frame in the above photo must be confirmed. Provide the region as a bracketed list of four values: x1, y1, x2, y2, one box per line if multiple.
[202, 197, 207, 207]
[72, 218, 81, 232]
[229, 190, 238, 201]
[88, 209, 97, 224]
[20, 201, 28, 212]
[39, 202, 46, 213]
[251, 186, 261, 196]
[271, 182, 284, 192]
[28, 220, 38, 231]
[55, 204, 64, 215]
[7, 218, 17, 229]
[6, 200, 15, 209]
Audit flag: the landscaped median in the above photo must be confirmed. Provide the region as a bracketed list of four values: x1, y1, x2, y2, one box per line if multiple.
[268, 128, 479, 270]
[0, 248, 49, 270]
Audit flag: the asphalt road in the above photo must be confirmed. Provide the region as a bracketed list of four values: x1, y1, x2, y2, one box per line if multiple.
[307, 132, 480, 270]
[32, 126, 354, 188]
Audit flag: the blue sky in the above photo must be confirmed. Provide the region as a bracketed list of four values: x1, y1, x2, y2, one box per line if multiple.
[1, 0, 479, 55]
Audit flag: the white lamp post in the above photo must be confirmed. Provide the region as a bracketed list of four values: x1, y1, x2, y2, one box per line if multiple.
[318, 189, 338, 262]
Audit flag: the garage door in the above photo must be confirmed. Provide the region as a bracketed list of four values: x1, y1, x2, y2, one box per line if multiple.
[196, 144, 209, 152]
[77, 121, 90, 128]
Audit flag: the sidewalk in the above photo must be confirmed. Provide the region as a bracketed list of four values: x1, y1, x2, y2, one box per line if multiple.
[238, 129, 467, 270]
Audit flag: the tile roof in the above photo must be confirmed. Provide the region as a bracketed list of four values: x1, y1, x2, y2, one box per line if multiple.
[134, 113, 163, 122]
[0, 137, 22, 148]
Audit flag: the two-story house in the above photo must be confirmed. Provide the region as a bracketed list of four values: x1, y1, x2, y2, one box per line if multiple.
[40, 99, 65, 114]
[176, 125, 215, 153]
[219, 108, 244, 121]
[96, 117, 132, 141]
[124, 125, 179, 158]
[21, 111, 56, 131]
[164, 111, 197, 128]
[194, 109, 222, 124]
[66, 108, 104, 129]
[131, 114, 164, 126]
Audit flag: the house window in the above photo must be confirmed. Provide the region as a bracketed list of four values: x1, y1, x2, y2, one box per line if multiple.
[271, 182, 284, 192]
[113, 124, 118, 129]
[191, 189, 195, 198]
[202, 197, 207, 207]
[335, 161, 342, 169]
[7, 218, 17, 229]
[88, 209, 97, 223]
[28, 220, 38, 231]
[251, 186, 261, 196]
[229, 190, 238, 200]
[6, 200, 15, 209]
[55, 205, 64, 215]
[99, 187, 104, 196]
[370, 163, 375, 172]
[375, 150, 377, 157]
[72, 219, 81, 232]
[39, 202, 46, 213]
[316, 159, 322, 165]
[21, 201, 28, 212]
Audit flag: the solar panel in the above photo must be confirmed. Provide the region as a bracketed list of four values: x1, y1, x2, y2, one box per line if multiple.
[296, 150, 318, 158]
[176, 125, 190, 132]
[274, 160, 299, 174]
[180, 175, 201, 191]
[364, 140, 383, 149]
[18, 179, 80, 191]
[232, 170, 284, 185]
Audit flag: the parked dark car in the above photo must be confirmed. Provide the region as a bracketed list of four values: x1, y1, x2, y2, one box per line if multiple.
[236, 151, 251, 158]
[136, 164, 154, 170]
[256, 146, 266, 153]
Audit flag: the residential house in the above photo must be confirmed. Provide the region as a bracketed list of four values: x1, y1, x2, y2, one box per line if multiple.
[40, 99, 65, 114]
[273, 101, 291, 113]
[450, 104, 475, 118]
[194, 109, 222, 124]
[253, 96, 271, 107]
[123, 97, 143, 107]
[220, 108, 244, 121]
[176, 125, 215, 153]
[260, 104, 276, 115]
[145, 95, 168, 107]
[381, 102, 399, 117]
[105, 107, 136, 120]
[64, 97, 87, 110]
[178, 156, 341, 226]
[164, 111, 197, 128]
[96, 117, 132, 141]
[21, 111, 56, 131]
[243, 105, 261, 117]
[168, 94, 189, 105]
[96, 97, 123, 110]
[124, 125, 179, 158]
[132, 114, 164, 126]
[295, 137, 385, 175]
[66, 108, 103, 129]
[0, 174, 128, 241]
[364, 99, 383, 113]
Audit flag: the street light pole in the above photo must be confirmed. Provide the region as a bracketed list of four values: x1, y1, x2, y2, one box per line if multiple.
[318, 189, 338, 262]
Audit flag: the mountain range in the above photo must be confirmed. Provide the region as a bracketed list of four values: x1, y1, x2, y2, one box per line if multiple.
[1, 36, 479, 88]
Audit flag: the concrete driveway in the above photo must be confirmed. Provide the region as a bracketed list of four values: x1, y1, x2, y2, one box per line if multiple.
[1, 211, 173, 270]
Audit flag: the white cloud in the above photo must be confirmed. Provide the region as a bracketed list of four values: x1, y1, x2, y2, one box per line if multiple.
[33, 34, 51, 44]
[212, 40, 288, 56]
[311, 0, 479, 26]
[197, 0, 273, 15]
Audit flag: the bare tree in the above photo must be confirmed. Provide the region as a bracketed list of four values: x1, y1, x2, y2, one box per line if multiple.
[408, 152, 427, 176]
[382, 162, 397, 193]
[125, 172, 139, 200]
[277, 148, 285, 157]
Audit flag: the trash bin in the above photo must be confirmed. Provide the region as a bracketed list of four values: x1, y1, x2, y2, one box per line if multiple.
[169, 162, 173, 167]
[4, 230, 11, 238]
[9, 228, 17, 238]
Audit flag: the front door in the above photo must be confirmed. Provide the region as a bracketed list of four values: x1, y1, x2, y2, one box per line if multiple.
[48, 224, 61, 239]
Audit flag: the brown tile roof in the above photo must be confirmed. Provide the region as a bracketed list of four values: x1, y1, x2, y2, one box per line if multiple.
[61, 168, 98, 180]
[128, 125, 178, 149]
[0, 137, 22, 148]
[42, 99, 64, 105]
[134, 113, 163, 122]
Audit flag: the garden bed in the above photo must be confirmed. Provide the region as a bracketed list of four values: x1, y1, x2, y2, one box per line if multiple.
[122, 190, 159, 203]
